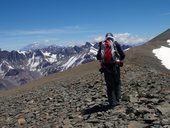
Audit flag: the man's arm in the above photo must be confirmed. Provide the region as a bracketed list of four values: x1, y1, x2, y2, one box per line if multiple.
[96, 41, 102, 60]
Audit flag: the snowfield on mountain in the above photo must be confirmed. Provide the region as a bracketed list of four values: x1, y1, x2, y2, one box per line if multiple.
[153, 39, 170, 70]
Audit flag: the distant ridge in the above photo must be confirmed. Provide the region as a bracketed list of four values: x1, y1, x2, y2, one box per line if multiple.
[125, 29, 170, 72]
[20, 42, 47, 51]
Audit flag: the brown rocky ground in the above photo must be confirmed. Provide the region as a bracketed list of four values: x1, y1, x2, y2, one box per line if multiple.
[0, 61, 170, 128]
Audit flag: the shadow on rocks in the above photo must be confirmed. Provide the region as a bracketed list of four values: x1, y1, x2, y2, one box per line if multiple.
[81, 104, 111, 115]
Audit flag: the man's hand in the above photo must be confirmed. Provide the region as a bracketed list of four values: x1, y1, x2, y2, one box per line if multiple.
[99, 67, 104, 73]
[115, 60, 123, 67]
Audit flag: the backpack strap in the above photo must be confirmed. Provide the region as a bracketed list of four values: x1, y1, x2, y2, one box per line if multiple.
[110, 40, 116, 60]
[97, 41, 104, 61]
[100, 41, 105, 62]
[112, 41, 120, 59]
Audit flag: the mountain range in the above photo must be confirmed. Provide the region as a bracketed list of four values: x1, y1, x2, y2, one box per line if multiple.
[0, 41, 130, 89]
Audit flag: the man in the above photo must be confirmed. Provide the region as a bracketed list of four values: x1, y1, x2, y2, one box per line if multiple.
[97, 32, 125, 108]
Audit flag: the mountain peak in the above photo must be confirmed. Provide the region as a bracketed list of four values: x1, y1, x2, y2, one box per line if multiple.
[150, 28, 170, 42]
[20, 42, 47, 51]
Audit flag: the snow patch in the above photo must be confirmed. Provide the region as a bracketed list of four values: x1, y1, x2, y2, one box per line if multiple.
[0, 63, 14, 74]
[43, 51, 51, 56]
[17, 50, 27, 55]
[62, 56, 78, 70]
[48, 54, 57, 63]
[0, 64, 4, 74]
[89, 47, 97, 55]
[167, 39, 170, 44]
[42, 51, 57, 63]
[76, 53, 86, 65]
[153, 46, 170, 70]
[124, 48, 130, 51]
[27, 53, 41, 71]
[90, 42, 95, 46]
[8, 65, 14, 69]
[62, 53, 87, 70]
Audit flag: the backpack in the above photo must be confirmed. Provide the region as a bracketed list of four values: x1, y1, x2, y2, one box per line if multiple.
[98, 40, 119, 63]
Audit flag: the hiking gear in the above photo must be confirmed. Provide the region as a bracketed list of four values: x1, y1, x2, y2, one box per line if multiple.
[115, 60, 124, 67]
[98, 40, 120, 64]
[109, 102, 120, 109]
[97, 41, 125, 64]
[104, 40, 114, 63]
[99, 67, 104, 74]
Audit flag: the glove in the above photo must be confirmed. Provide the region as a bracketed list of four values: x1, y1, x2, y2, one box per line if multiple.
[115, 60, 123, 67]
[99, 67, 105, 73]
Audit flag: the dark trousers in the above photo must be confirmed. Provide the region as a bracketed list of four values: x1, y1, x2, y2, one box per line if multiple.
[104, 64, 121, 106]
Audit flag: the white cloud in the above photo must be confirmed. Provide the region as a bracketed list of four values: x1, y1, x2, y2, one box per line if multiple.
[94, 36, 105, 42]
[114, 33, 148, 45]
[94, 33, 149, 45]
[114, 33, 131, 38]
[0, 25, 83, 37]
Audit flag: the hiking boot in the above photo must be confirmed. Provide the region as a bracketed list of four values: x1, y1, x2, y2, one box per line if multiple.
[109, 102, 120, 109]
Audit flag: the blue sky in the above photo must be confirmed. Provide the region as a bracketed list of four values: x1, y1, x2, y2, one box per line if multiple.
[0, 0, 170, 50]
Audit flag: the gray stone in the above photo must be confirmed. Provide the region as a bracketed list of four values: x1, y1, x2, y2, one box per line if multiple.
[87, 119, 100, 123]
[83, 123, 92, 128]
[165, 94, 170, 100]
[135, 106, 151, 115]
[128, 121, 146, 128]
[122, 92, 129, 101]
[163, 125, 170, 128]
[157, 102, 170, 116]
[17, 117, 26, 126]
[129, 95, 138, 103]
[129, 113, 135, 120]
[143, 114, 158, 123]
[126, 107, 135, 114]
[147, 98, 159, 104]
[122, 94, 138, 103]
[97, 112, 103, 117]
[161, 119, 170, 125]
[104, 122, 113, 128]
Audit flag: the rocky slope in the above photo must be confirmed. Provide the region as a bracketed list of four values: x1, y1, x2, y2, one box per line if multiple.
[125, 29, 170, 73]
[0, 61, 170, 128]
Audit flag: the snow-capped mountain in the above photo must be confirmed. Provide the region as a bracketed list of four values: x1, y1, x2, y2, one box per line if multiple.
[20, 42, 47, 51]
[0, 42, 96, 89]
[0, 41, 130, 89]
